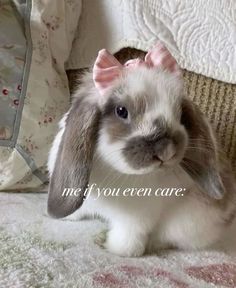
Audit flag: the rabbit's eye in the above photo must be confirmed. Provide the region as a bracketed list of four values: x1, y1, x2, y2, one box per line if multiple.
[115, 106, 128, 119]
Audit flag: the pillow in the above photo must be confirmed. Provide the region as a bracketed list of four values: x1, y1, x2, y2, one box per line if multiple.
[0, 0, 81, 191]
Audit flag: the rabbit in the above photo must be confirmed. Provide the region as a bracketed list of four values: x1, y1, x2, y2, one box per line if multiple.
[47, 43, 236, 257]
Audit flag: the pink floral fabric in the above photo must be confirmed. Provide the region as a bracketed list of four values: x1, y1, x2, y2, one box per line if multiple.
[0, 0, 81, 191]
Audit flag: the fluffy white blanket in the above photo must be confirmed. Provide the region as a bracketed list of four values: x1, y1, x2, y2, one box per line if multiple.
[67, 0, 236, 84]
[1, 193, 236, 287]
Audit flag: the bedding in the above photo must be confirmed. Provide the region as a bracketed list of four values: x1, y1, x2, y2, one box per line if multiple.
[0, 192, 236, 287]
[0, 0, 81, 191]
[68, 0, 236, 84]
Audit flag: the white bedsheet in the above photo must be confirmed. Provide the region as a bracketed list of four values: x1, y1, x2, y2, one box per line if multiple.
[67, 0, 236, 84]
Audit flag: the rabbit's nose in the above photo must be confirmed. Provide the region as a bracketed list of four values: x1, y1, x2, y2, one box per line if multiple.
[153, 139, 176, 162]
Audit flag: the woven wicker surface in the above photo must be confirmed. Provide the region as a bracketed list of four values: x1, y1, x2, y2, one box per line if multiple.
[67, 48, 236, 175]
[183, 70, 236, 174]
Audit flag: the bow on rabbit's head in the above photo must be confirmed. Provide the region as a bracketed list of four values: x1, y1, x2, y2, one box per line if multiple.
[93, 41, 181, 96]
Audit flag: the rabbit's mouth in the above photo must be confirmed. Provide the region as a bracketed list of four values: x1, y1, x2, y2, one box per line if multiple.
[121, 130, 187, 173]
[96, 121, 188, 176]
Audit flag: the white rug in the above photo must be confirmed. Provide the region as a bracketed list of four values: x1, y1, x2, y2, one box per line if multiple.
[1, 193, 236, 287]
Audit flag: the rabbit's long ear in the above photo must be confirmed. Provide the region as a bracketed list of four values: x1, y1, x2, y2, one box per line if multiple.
[180, 98, 225, 199]
[47, 96, 100, 218]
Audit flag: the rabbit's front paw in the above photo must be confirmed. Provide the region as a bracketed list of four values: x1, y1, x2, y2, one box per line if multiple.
[104, 227, 147, 257]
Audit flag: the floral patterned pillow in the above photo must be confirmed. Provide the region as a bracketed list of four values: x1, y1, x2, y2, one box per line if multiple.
[0, 0, 81, 191]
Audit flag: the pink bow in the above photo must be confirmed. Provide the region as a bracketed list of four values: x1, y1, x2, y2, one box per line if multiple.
[93, 41, 181, 95]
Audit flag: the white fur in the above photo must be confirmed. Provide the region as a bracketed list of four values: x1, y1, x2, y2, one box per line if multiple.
[68, 157, 224, 256]
[98, 67, 187, 175]
[97, 130, 158, 175]
[50, 68, 224, 257]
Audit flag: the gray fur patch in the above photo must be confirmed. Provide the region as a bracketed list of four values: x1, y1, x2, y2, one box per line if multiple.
[48, 96, 100, 218]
